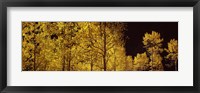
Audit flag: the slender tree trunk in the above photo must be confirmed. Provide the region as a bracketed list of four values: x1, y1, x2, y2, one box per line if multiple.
[33, 33, 36, 71]
[62, 55, 66, 71]
[175, 60, 177, 71]
[67, 46, 72, 71]
[61, 26, 66, 71]
[67, 23, 74, 71]
[91, 62, 93, 71]
[152, 53, 154, 71]
[44, 60, 48, 70]
[132, 58, 134, 70]
[114, 62, 116, 71]
[33, 48, 36, 71]
[113, 48, 116, 71]
[68, 52, 71, 71]
[91, 56, 93, 71]
[90, 50, 93, 71]
[103, 23, 107, 71]
[113, 56, 116, 71]
[68, 60, 71, 71]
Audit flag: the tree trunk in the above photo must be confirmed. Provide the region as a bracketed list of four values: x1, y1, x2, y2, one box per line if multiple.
[44, 60, 48, 70]
[91, 61, 93, 71]
[68, 60, 71, 71]
[33, 33, 36, 71]
[113, 48, 116, 71]
[175, 60, 177, 71]
[113, 56, 116, 71]
[62, 56, 66, 71]
[90, 54, 93, 71]
[103, 23, 107, 71]
[125, 57, 128, 71]
[34, 47, 36, 71]
[132, 59, 134, 70]
[67, 54, 71, 71]
[152, 53, 154, 71]
[67, 23, 74, 71]
[67, 48, 72, 71]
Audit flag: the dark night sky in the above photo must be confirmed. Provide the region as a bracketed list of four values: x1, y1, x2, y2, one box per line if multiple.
[124, 22, 178, 58]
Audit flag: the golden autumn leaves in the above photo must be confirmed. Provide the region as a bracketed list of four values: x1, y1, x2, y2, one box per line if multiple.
[22, 22, 178, 71]
[134, 31, 178, 71]
[143, 31, 164, 70]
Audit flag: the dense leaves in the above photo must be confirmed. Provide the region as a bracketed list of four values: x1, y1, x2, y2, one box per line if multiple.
[22, 22, 178, 71]
[133, 52, 149, 71]
[165, 39, 178, 70]
[143, 31, 164, 71]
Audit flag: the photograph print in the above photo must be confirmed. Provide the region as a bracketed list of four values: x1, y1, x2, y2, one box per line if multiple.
[22, 22, 178, 71]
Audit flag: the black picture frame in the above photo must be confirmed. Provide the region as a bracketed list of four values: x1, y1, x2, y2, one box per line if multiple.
[0, 0, 199, 93]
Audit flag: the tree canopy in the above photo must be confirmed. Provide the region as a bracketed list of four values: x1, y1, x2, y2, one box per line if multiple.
[22, 22, 178, 71]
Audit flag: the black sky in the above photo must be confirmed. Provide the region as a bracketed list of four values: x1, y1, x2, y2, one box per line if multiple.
[124, 22, 178, 58]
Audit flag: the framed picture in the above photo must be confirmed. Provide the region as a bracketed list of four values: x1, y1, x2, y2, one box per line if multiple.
[0, 0, 199, 93]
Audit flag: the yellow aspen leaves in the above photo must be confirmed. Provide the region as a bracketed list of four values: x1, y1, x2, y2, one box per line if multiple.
[22, 22, 178, 71]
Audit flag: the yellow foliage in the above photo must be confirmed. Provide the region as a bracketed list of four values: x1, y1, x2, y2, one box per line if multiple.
[142, 31, 164, 71]
[133, 52, 149, 71]
[143, 31, 163, 48]
[22, 23, 177, 71]
[165, 39, 178, 61]
[22, 22, 128, 71]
